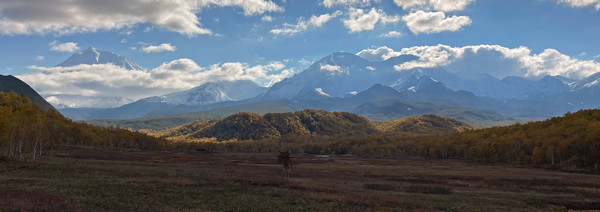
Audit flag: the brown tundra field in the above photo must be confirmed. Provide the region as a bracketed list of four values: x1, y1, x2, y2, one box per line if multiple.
[1, 147, 599, 212]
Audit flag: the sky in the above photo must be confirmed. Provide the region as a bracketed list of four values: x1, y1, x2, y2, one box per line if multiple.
[1, 0, 600, 107]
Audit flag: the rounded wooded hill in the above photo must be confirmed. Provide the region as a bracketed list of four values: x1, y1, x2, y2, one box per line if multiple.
[192, 112, 281, 141]
[161, 110, 473, 141]
[185, 110, 379, 141]
[379, 114, 475, 135]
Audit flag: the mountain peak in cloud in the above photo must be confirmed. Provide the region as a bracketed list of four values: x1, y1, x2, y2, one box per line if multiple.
[158, 80, 268, 106]
[57, 47, 143, 70]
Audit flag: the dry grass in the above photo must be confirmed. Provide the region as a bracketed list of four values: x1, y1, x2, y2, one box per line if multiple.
[1, 148, 599, 211]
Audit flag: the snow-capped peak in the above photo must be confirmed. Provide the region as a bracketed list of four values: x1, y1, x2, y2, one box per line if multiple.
[83, 47, 101, 63]
[158, 80, 268, 106]
[57, 47, 144, 70]
[412, 76, 439, 91]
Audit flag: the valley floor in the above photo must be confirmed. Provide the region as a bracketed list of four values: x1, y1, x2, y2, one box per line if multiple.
[1, 148, 599, 211]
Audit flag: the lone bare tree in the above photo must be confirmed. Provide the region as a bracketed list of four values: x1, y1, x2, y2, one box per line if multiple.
[278, 150, 292, 179]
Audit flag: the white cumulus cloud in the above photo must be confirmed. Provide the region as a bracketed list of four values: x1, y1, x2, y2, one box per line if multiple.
[320, 64, 342, 72]
[142, 43, 177, 53]
[320, 64, 348, 76]
[402, 10, 471, 34]
[0, 0, 282, 36]
[356, 46, 403, 61]
[35, 56, 45, 61]
[245, 62, 294, 86]
[343, 7, 400, 33]
[322, 0, 374, 8]
[207, 0, 283, 16]
[394, 0, 475, 12]
[48, 41, 80, 52]
[554, 0, 600, 10]
[394, 0, 429, 10]
[271, 11, 342, 36]
[357, 45, 600, 80]
[380, 30, 402, 38]
[261, 15, 273, 22]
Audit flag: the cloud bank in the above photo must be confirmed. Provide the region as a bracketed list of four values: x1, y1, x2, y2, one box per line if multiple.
[0, 0, 282, 36]
[18, 58, 293, 107]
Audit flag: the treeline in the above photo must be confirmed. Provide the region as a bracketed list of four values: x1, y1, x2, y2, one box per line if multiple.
[416, 109, 600, 169]
[0, 92, 167, 161]
[172, 109, 600, 170]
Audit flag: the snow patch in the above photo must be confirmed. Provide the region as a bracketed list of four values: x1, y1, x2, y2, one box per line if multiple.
[584, 78, 599, 88]
[314, 88, 331, 97]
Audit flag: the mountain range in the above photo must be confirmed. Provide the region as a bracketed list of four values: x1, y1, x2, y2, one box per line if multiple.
[35, 48, 600, 128]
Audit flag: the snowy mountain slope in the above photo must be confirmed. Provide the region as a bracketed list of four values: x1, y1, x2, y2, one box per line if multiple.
[59, 80, 267, 120]
[396, 76, 513, 115]
[262, 52, 418, 100]
[153, 80, 267, 106]
[57, 47, 143, 70]
[570, 72, 600, 91]
[399, 71, 572, 101]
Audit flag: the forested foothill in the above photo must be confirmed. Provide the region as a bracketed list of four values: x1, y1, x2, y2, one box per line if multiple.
[0, 92, 167, 162]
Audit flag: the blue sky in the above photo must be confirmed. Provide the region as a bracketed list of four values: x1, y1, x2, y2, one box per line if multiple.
[1, 0, 600, 107]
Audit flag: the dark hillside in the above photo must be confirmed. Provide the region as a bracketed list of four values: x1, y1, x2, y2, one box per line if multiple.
[0, 75, 54, 110]
[159, 110, 472, 141]
[380, 114, 474, 135]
